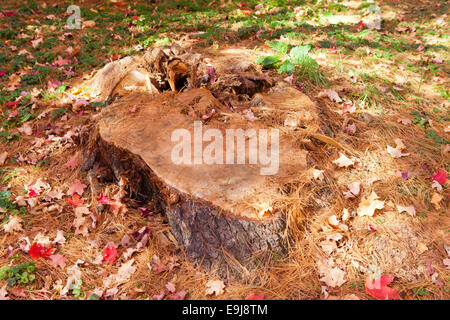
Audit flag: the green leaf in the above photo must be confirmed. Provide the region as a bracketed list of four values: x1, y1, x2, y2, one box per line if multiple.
[268, 40, 288, 55]
[278, 60, 295, 74]
[255, 55, 280, 68]
[290, 45, 310, 63]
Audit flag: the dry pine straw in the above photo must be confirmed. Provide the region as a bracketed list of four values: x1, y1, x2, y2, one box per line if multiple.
[1, 50, 449, 301]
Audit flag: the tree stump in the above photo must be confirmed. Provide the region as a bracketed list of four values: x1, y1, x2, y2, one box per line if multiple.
[83, 47, 320, 275]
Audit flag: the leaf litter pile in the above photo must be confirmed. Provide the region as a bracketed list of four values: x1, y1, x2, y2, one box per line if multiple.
[0, 0, 449, 300]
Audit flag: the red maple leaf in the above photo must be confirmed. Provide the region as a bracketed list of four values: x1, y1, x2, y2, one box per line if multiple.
[96, 192, 110, 205]
[28, 242, 54, 260]
[4, 11, 19, 17]
[365, 274, 400, 300]
[66, 194, 84, 206]
[432, 169, 447, 185]
[102, 242, 118, 264]
[28, 188, 38, 197]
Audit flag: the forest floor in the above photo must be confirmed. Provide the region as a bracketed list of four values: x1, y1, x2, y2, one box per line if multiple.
[0, 0, 448, 300]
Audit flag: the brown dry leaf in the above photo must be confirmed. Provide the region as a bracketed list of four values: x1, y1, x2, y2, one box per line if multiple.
[0, 152, 8, 165]
[396, 205, 416, 217]
[31, 37, 43, 48]
[394, 138, 406, 150]
[82, 20, 96, 28]
[444, 259, 450, 269]
[313, 169, 325, 181]
[342, 208, 351, 221]
[357, 192, 385, 217]
[318, 89, 342, 103]
[3, 216, 23, 233]
[332, 153, 355, 168]
[319, 265, 346, 288]
[397, 118, 412, 125]
[0, 285, 8, 300]
[18, 123, 33, 136]
[53, 230, 66, 245]
[417, 243, 428, 254]
[343, 181, 361, 198]
[430, 192, 443, 209]
[103, 259, 136, 288]
[387, 145, 409, 158]
[205, 280, 225, 296]
[49, 254, 68, 269]
[328, 215, 340, 227]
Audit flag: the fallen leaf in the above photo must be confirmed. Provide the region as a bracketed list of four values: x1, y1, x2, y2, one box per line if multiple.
[205, 280, 225, 296]
[102, 242, 119, 265]
[357, 192, 384, 217]
[82, 20, 96, 28]
[401, 170, 409, 180]
[49, 254, 68, 269]
[365, 274, 400, 300]
[432, 180, 443, 192]
[31, 37, 43, 48]
[342, 208, 351, 221]
[0, 151, 8, 165]
[431, 56, 443, 64]
[387, 145, 409, 158]
[66, 194, 84, 206]
[103, 259, 136, 288]
[67, 180, 86, 196]
[53, 230, 66, 245]
[320, 267, 346, 288]
[3, 216, 23, 233]
[18, 123, 33, 136]
[28, 242, 54, 260]
[332, 153, 355, 168]
[345, 123, 356, 134]
[394, 138, 406, 150]
[170, 290, 186, 300]
[397, 118, 412, 125]
[97, 192, 110, 205]
[417, 243, 428, 254]
[313, 169, 324, 181]
[343, 181, 361, 198]
[341, 101, 356, 114]
[444, 259, 450, 270]
[396, 205, 416, 217]
[65, 156, 78, 170]
[430, 192, 443, 209]
[0, 285, 8, 300]
[327, 215, 340, 227]
[318, 89, 342, 103]
[432, 169, 447, 185]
